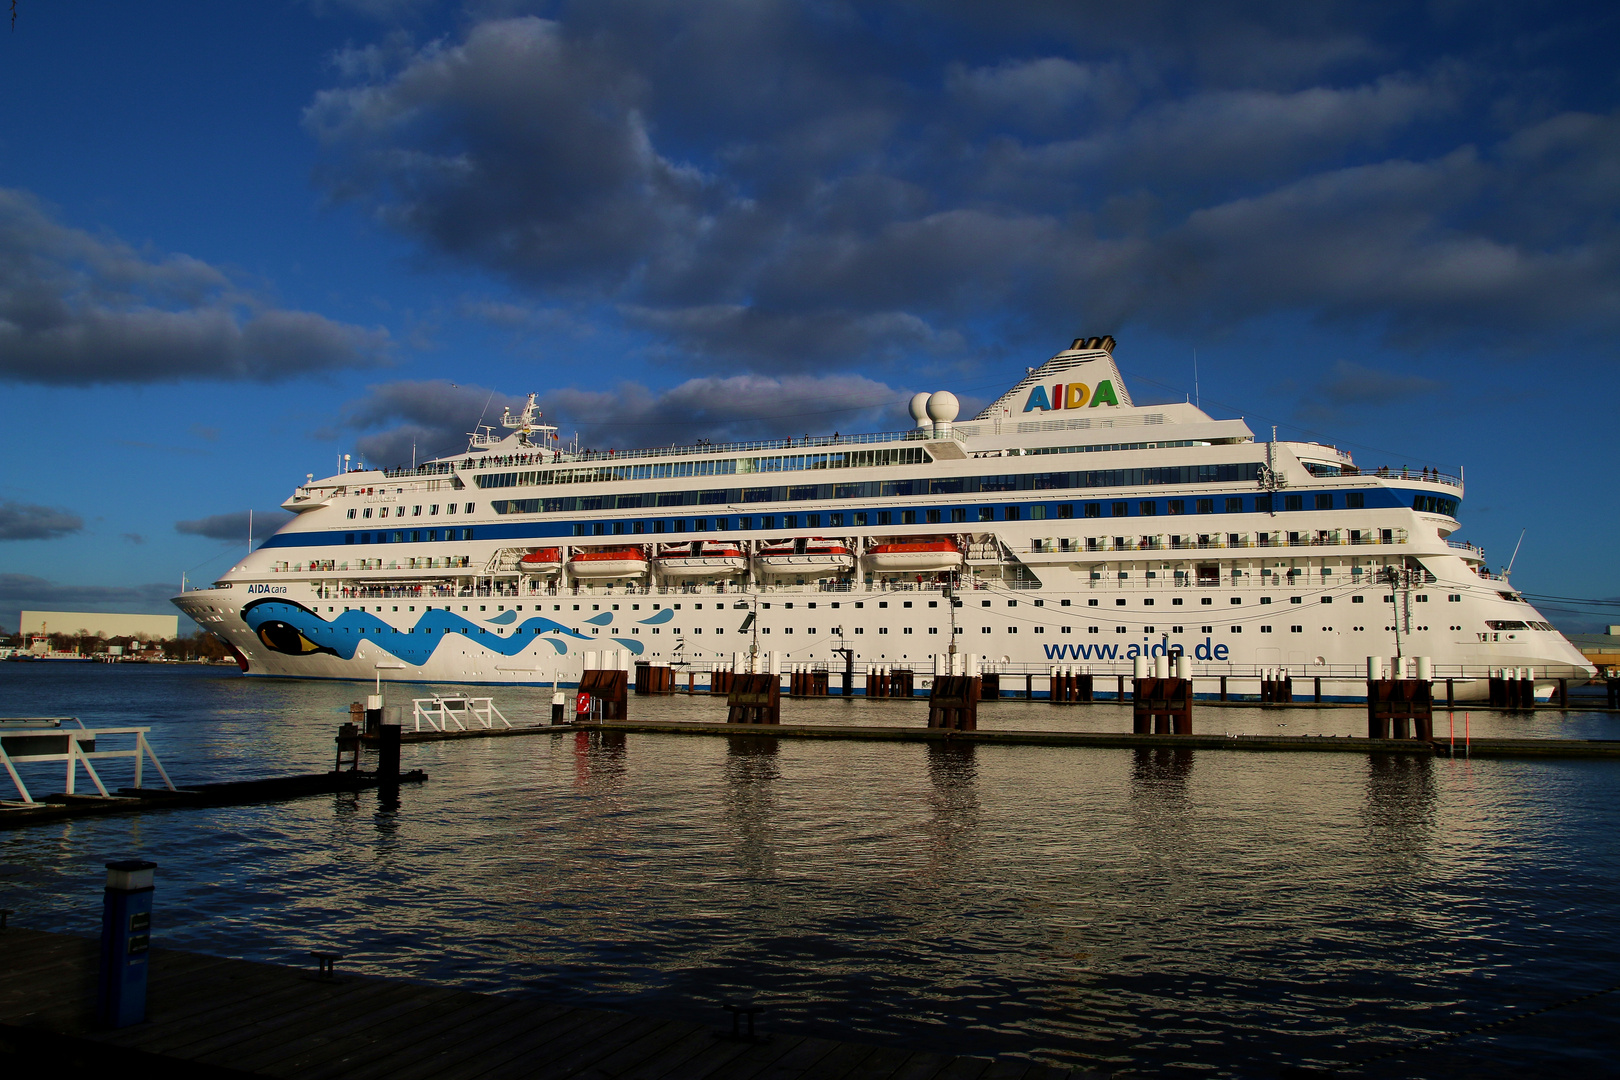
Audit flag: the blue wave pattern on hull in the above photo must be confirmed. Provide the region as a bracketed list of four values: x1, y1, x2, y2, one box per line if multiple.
[239, 599, 646, 667]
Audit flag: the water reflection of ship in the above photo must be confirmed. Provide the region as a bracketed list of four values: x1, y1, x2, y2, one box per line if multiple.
[723, 735, 782, 882]
[1361, 753, 1437, 857]
[1131, 746, 1195, 792]
[921, 742, 980, 877]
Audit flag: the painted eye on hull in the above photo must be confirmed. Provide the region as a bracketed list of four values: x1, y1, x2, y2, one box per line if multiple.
[257, 620, 332, 656]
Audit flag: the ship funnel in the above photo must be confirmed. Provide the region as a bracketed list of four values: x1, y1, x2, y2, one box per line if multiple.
[909, 392, 931, 429]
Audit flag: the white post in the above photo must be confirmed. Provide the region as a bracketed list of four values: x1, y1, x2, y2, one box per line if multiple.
[1153, 653, 1169, 679]
[769, 651, 782, 676]
[1133, 655, 1148, 679]
[967, 653, 979, 678]
[585, 650, 598, 671]
[1174, 654, 1190, 679]
[1416, 656, 1433, 682]
[1367, 656, 1379, 680]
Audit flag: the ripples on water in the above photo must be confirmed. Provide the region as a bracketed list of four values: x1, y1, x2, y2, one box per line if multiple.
[2, 664, 1617, 1077]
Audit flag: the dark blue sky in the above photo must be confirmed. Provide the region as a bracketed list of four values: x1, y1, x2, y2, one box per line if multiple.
[1, 1, 1616, 631]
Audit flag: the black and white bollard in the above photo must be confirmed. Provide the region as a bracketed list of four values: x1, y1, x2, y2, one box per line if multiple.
[97, 860, 156, 1028]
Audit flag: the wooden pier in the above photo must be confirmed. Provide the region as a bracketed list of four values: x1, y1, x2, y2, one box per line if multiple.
[0, 928, 1098, 1079]
[393, 718, 1620, 759]
[0, 770, 426, 831]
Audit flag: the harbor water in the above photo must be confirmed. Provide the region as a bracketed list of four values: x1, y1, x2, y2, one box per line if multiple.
[2, 663, 1617, 1077]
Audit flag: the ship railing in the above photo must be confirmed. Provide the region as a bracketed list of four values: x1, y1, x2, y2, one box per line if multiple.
[1059, 532, 1410, 557]
[410, 696, 511, 734]
[0, 720, 176, 805]
[377, 428, 968, 477]
[1362, 467, 1462, 487]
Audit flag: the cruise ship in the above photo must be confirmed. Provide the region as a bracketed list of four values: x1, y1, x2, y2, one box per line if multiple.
[173, 337, 1594, 700]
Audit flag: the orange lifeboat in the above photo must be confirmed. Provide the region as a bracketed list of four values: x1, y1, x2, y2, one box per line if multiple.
[755, 538, 855, 577]
[568, 547, 649, 579]
[656, 541, 747, 579]
[863, 537, 963, 573]
[519, 547, 562, 575]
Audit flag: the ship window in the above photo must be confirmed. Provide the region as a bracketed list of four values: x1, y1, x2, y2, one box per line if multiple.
[1291, 625, 1303, 632]
[1201, 625, 1212, 633]
[1007, 627, 1017, 633]
[1112, 502, 1128, 517]
[1448, 594, 1460, 602]
[1346, 493, 1364, 509]
[461, 528, 473, 540]
[360, 533, 370, 544]
[978, 507, 994, 522]
[1231, 626, 1242, 633]
[1088, 599, 1098, 606]
[1285, 495, 1303, 511]
[1084, 503, 1100, 518]
[345, 534, 355, 544]
[1256, 496, 1272, 513]
[1116, 626, 1127, 633]
[926, 509, 940, 524]
[854, 513, 867, 526]
[950, 508, 967, 523]
[1173, 598, 1183, 605]
[1260, 597, 1271, 604]
[1232, 597, 1241, 604]
[1168, 500, 1185, 515]
[430, 504, 439, 514]
[1226, 497, 1243, 513]
[981, 600, 991, 607]
[1115, 598, 1126, 605]
[1353, 595, 1364, 603]
[1196, 499, 1213, 514]
[1139, 501, 1156, 516]
[1322, 596, 1333, 604]
[1005, 506, 1020, 521]
[347, 509, 356, 519]
[1260, 626, 1272, 633]
[808, 514, 821, 527]
[363, 507, 372, 518]
[1315, 494, 1333, 510]
[830, 513, 844, 527]
[413, 506, 421, 516]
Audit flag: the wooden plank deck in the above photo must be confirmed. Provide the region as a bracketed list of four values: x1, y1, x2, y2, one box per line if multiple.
[0, 929, 1105, 1080]
[0, 770, 428, 830]
[393, 716, 1620, 759]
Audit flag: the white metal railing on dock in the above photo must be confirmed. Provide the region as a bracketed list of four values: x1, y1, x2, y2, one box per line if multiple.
[410, 696, 512, 733]
[0, 720, 176, 805]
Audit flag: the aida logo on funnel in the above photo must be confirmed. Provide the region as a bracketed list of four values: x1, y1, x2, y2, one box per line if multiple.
[1023, 380, 1119, 412]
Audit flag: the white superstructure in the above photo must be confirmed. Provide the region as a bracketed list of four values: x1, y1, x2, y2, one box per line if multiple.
[173, 341, 1593, 699]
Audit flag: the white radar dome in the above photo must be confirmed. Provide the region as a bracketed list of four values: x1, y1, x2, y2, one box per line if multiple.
[909, 392, 932, 427]
[925, 391, 960, 423]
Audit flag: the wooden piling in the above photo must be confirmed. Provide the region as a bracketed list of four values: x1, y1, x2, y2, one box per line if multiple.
[1366, 679, 1433, 740]
[927, 676, 979, 730]
[1050, 672, 1094, 704]
[1132, 678, 1192, 735]
[633, 665, 676, 695]
[578, 669, 629, 720]
[725, 673, 781, 725]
